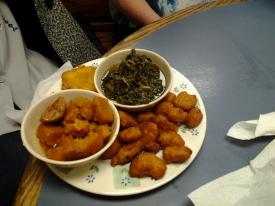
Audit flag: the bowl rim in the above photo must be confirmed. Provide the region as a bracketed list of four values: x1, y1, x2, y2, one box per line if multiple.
[21, 89, 120, 167]
[94, 48, 173, 109]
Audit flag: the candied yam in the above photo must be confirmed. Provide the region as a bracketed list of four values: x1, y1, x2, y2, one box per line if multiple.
[36, 124, 64, 147]
[64, 119, 90, 138]
[92, 96, 114, 124]
[40, 97, 66, 123]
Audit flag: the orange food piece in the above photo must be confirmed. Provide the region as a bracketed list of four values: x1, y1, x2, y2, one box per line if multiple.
[92, 96, 114, 124]
[173, 91, 197, 111]
[118, 110, 137, 128]
[158, 131, 185, 148]
[40, 97, 66, 123]
[118, 127, 142, 143]
[37, 124, 64, 147]
[185, 107, 203, 128]
[163, 145, 192, 164]
[129, 152, 167, 180]
[61, 65, 96, 91]
[101, 139, 122, 159]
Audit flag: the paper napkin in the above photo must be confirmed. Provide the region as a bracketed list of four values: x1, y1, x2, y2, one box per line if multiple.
[4, 61, 73, 125]
[227, 112, 275, 140]
[188, 138, 275, 206]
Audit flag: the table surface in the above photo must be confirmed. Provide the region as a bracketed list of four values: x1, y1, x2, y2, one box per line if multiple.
[14, 0, 275, 205]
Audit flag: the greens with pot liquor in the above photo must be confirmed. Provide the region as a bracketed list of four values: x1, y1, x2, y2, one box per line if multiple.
[101, 49, 165, 105]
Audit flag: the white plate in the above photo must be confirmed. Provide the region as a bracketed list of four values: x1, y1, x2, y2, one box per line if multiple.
[47, 59, 207, 196]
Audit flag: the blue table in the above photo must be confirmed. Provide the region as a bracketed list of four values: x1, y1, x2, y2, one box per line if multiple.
[38, 0, 275, 205]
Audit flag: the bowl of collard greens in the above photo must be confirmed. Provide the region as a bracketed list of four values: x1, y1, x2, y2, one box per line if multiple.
[94, 48, 173, 111]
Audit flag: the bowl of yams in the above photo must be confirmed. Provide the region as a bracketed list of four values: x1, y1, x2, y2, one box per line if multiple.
[21, 48, 203, 180]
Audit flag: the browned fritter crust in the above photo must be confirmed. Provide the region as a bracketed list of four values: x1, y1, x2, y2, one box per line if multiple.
[144, 142, 161, 153]
[137, 112, 156, 122]
[166, 107, 188, 123]
[173, 91, 197, 111]
[163, 146, 192, 164]
[185, 107, 203, 128]
[101, 138, 122, 159]
[151, 114, 178, 132]
[118, 110, 138, 128]
[137, 122, 159, 144]
[163, 92, 176, 103]
[111, 141, 143, 166]
[129, 152, 167, 180]
[158, 131, 185, 148]
[155, 101, 174, 116]
[118, 126, 142, 143]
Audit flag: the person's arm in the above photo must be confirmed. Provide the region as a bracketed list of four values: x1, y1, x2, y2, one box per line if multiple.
[111, 0, 161, 26]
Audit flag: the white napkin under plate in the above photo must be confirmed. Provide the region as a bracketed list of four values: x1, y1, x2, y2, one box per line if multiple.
[188, 138, 275, 206]
[227, 112, 275, 140]
[4, 61, 73, 125]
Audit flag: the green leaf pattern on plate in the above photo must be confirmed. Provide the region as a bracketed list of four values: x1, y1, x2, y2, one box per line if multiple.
[85, 165, 99, 183]
[113, 165, 140, 189]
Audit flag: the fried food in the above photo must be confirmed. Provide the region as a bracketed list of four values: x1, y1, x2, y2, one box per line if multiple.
[163, 92, 176, 102]
[151, 114, 178, 132]
[137, 122, 159, 144]
[166, 107, 188, 123]
[118, 127, 142, 143]
[158, 131, 185, 148]
[99, 91, 203, 180]
[37, 124, 64, 147]
[173, 91, 197, 111]
[118, 110, 138, 128]
[155, 101, 174, 116]
[92, 96, 114, 124]
[111, 141, 143, 166]
[61, 65, 96, 91]
[163, 146, 192, 164]
[185, 107, 203, 128]
[101, 139, 121, 159]
[137, 112, 155, 122]
[129, 152, 167, 180]
[144, 141, 161, 153]
[40, 97, 66, 123]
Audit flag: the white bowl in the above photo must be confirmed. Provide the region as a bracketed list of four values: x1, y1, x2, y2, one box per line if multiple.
[21, 89, 120, 168]
[94, 48, 173, 111]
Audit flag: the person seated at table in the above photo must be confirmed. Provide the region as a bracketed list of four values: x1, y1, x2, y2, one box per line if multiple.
[109, 0, 213, 43]
[1, 1, 104, 205]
